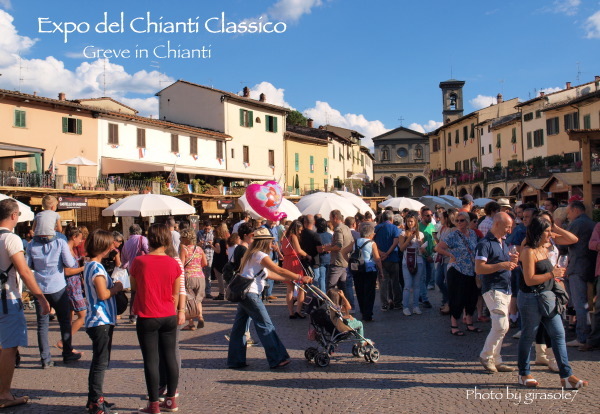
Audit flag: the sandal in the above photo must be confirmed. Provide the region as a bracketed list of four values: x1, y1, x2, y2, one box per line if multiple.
[561, 376, 588, 389]
[182, 325, 196, 331]
[450, 326, 465, 336]
[271, 359, 291, 369]
[197, 318, 205, 329]
[518, 375, 539, 388]
[0, 395, 29, 408]
[466, 324, 482, 333]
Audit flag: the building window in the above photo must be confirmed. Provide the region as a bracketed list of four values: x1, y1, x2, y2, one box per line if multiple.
[470, 123, 475, 139]
[216, 141, 224, 159]
[332, 145, 335, 158]
[463, 160, 470, 172]
[361, 154, 364, 166]
[265, 115, 278, 132]
[231, 148, 235, 158]
[564, 112, 579, 130]
[171, 134, 179, 153]
[310, 156, 314, 173]
[583, 114, 591, 129]
[324, 158, 328, 174]
[496, 133, 501, 148]
[294, 153, 299, 171]
[454, 161, 461, 172]
[535, 110, 542, 118]
[489, 144, 492, 153]
[447, 133, 452, 147]
[190, 136, 197, 155]
[268, 150, 275, 167]
[324, 179, 328, 190]
[546, 117, 559, 135]
[67, 166, 77, 184]
[136, 128, 146, 148]
[432, 138, 439, 152]
[481, 146, 485, 155]
[511, 127, 517, 144]
[527, 131, 532, 149]
[455, 129, 459, 144]
[347, 147, 351, 160]
[533, 129, 544, 147]
[523, 112, 534, 122]
[397, 148, 408, 158]
[463, 126, 468, 142]
[239, 109, 253, 127]
[108, 123, 119, 145]
[14, 110, 26, 128]
[14, 162, 27, 172]
[62, 117, 82, 134]
[243, 145, 249, 164]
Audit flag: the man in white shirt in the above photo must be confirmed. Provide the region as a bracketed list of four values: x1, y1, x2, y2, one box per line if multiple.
[166, 217, 180, 253]
[232, 212, 250, 235]
[0, 199, 50, 408]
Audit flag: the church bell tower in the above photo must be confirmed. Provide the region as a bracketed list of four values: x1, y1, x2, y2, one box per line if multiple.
[439, 79, 465, 124]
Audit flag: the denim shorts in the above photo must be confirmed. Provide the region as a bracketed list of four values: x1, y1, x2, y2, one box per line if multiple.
[0, 299, 28, 348]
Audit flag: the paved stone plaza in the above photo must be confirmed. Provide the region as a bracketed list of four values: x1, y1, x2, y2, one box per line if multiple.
[6, 285, 599, 414]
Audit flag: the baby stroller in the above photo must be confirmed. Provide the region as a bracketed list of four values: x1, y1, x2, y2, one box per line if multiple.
[300, 283, 380, 368]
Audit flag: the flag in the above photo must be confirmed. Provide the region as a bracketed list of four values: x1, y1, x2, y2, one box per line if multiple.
[243, 162, 250, 168]
[111, 144, 119, 149]
[471, 160, 478, 173]
[217, 158, 223, 165]
[193, 154, 198, 161]
[167, 163, 178, 189]
[138, 148, 146, 159]
[512, 143, 517, 153]
[46, 156, 55, 176]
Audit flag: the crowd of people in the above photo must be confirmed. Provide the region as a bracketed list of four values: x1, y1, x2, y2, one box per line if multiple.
[0, 192, 599, 412]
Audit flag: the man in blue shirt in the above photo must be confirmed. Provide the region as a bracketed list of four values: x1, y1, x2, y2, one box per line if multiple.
[374, 211, 401, 310]
[475, 213, 518, 373]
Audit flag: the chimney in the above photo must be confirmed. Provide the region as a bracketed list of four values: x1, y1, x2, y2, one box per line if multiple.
[496, 93, 503, 104]
[58, 92, 66, 101]
[259, 93, 266, 102]
[539, 91, 545, 97]
[566, 82, 572, 89]
[243, 86, 250, 98]
[33, 91, 37, 96]
[307, 118, 314, 128]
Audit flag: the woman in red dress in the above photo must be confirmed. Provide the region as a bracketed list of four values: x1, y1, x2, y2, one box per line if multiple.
[281, 220, 308, 319]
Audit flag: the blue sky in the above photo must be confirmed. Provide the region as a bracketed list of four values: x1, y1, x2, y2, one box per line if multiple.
[1, 0, 599, 148]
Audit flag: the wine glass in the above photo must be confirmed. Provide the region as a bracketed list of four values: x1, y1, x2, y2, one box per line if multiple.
[557, 255, 568, 268]
[508, 245, 518, 255]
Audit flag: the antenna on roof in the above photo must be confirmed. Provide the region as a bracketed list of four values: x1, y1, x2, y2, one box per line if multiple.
[398, 116, 404, 127]
[238, 81, 247, 95]
[17, 53, 30, 93]
[150, 61, 169, 89]
[576, 61, 582, 83]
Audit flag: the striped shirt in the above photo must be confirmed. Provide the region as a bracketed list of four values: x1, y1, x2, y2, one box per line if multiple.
[84, 261, 116, 327]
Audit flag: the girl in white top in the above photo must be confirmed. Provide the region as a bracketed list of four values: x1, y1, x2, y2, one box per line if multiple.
[398, 213, 427, 316]
[226, 228, 312, 369]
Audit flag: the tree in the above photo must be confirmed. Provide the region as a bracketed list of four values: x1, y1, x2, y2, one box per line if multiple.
[287, 110, 308, 126]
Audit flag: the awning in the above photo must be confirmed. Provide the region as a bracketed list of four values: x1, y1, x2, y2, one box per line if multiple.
[101, 157, 275, 181]
[0, 142, 45, 153]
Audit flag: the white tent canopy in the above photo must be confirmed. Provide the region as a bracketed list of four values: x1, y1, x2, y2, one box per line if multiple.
[0, 194, 34, 222]
[102, 194, 195, 217]
[334, 191, 375, 216]
[59, 156, 97, 166]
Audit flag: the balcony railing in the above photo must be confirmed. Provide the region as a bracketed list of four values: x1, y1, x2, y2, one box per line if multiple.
[0, 171, 154, 193]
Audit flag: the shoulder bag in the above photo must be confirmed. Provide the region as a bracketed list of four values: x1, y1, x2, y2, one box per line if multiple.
[225, 269, 265, 303]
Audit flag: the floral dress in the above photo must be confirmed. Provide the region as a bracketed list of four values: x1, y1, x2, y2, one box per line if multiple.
[66, 250, 87, 312]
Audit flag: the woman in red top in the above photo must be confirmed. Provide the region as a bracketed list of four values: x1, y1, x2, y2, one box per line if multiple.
[130, 224, 184, 414]
[282, 220, 308, 319]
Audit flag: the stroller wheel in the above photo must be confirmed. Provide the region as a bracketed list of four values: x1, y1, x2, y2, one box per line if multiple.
[314, 352, 330, 368]
[367, 348, 380, 363]
[356, 345, 366, 358]
[351, 344, 360, 357]
[304, 347, 318, 361]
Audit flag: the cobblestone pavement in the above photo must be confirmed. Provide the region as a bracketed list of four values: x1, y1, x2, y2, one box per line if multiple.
[5, 284, 599, 414]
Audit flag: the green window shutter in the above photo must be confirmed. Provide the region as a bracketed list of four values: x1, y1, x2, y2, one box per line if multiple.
[511, 128, 517, 143]
[249, 111, 254, 127]
[310, 155, 314, 173]
[239, 109, 244, 126]
[332, 146, 335, 158]
[496, 133, 501, 148]
[62, 117, 68, 133]
[67, 166, 77, 183]
[295, 153, 299, 171]
[310, 177, 314, 190]
[584, 114, 591, 129]
[76, 119, 82, 135]
[274, 117, 278, 133]
[324, 157, 328, 174]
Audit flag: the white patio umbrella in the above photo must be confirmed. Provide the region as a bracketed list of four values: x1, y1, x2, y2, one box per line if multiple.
[102, 194, 195, 217]
[334, 191, 376, 216]
[419, 196, 457, 211]
[0, 194, 34, 222]
[473, 198, 494, 207]
[238, 194, 302, 221]
[378, 197, 425, 212]
[439, 195, 462, 207]
[296, 192, 358, 218]
[59, 156, 98, 166]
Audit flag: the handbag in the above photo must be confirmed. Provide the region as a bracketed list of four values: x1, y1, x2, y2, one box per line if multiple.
[225, 269, 265, 303]
[111, 266, 130, 289]
[405, 247, 418, 275]
[184, 289, 200, 320]
[114, 290, 129, 315]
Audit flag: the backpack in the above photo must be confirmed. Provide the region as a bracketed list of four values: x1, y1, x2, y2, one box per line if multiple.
[349, 239, 372, 274]
[0, 229, 15, 314]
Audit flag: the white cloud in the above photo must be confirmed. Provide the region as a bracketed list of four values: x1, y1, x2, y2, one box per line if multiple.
[550, 0, 581, 16]
[0, 9, 172, 113]
[119, 97, 159, 117]
[584, 10, 600, 38]
[268, 0, 324, 22]
[469, 94, 497, 110]
[247, 81, 294, 109]
[0, 0, 12, 10]
[303, 101, 388, 150]
[408, 120, 443, 134]
[539, 87, 562, 95]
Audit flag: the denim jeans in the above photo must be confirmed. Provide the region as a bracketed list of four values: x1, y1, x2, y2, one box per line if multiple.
[33, 287, 73, 363]
[565, 273, 591, 343]
[227, 293, 289, 368]
[345, 268, 356, 310]
[435, 262, 449, 305]
[313, 264, 328, 293]
[517, 291, 573, 378]
[403, 262, 423, 309]
[86, 325, 114, 402]
[380, 261, 402, 307]
[353, 270, 377, 320]
[419, 259, 433, 302]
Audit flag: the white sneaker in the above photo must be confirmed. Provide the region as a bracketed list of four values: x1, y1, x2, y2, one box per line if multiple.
[403, 308, 412, 316]
[512, 330, 521, 339]
[412, 307, 422, 315]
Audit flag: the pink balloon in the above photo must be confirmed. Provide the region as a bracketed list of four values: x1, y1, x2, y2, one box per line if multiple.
[245, 181, 286, 221]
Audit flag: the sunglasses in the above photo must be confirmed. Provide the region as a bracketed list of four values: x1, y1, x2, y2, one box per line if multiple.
[423, 214, 432, 217]
[455, 219, 467, 223]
